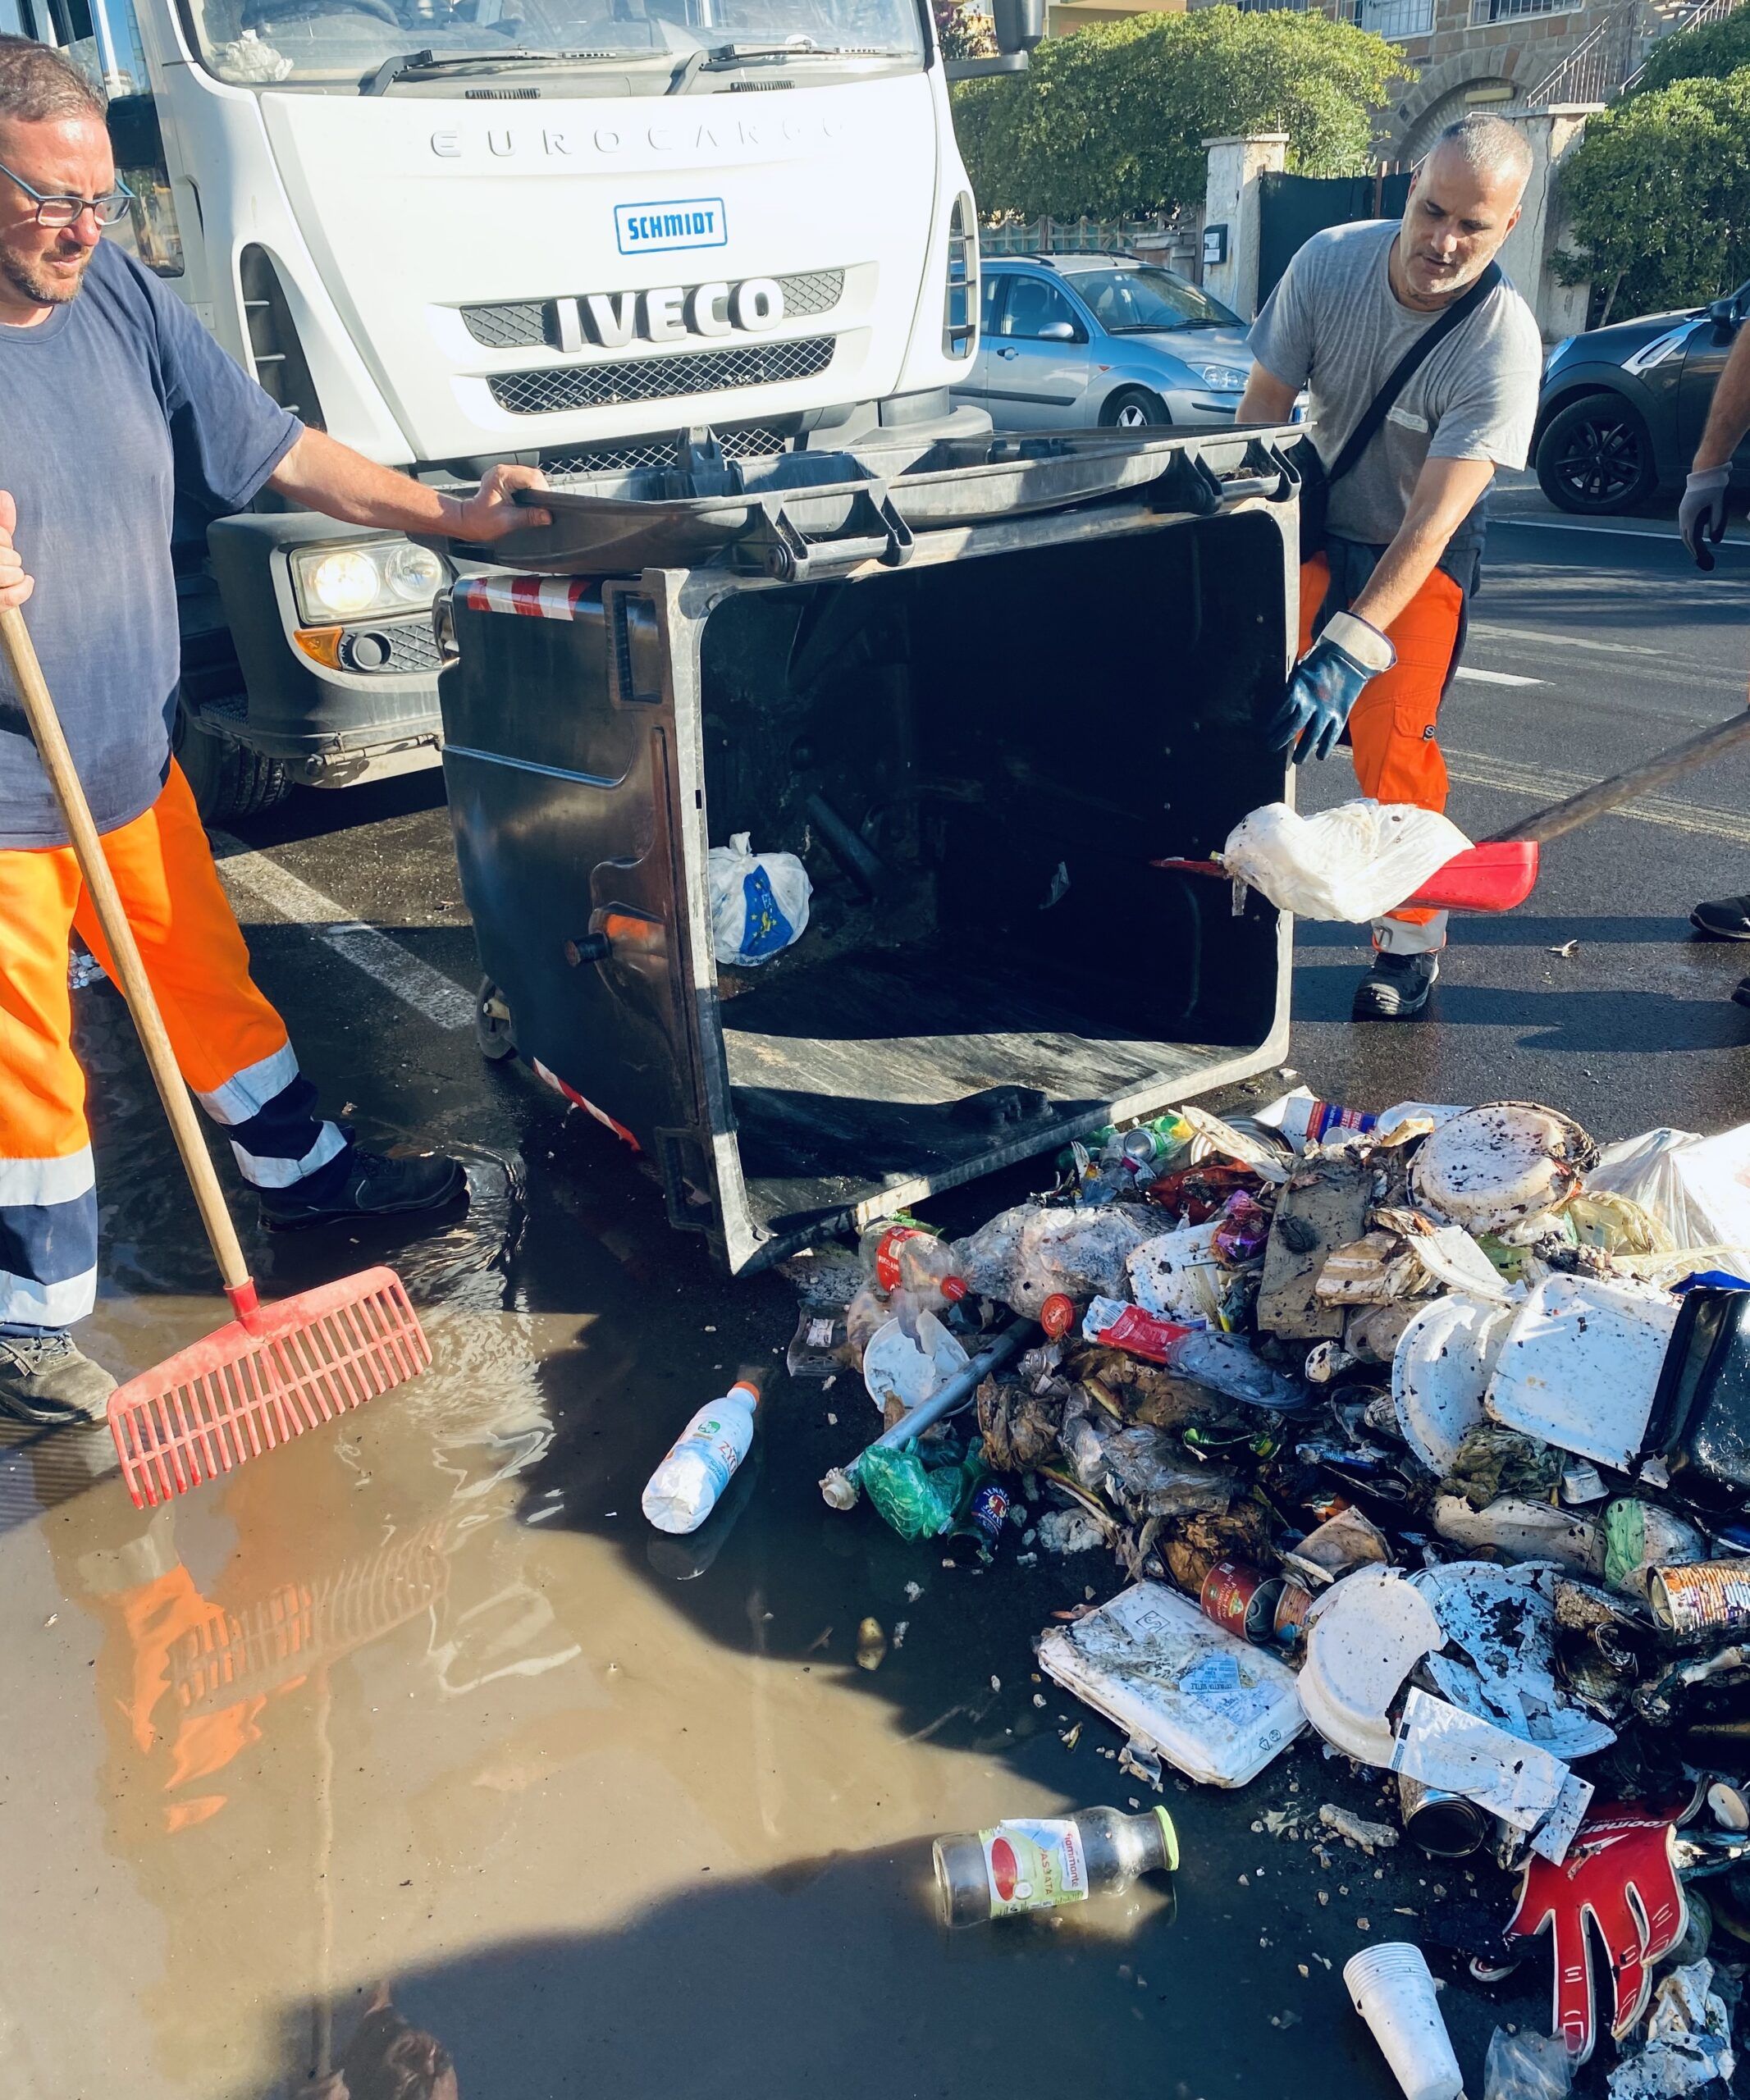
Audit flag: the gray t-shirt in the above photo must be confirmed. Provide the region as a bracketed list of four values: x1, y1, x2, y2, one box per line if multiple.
[1248, 219, 1543, 547]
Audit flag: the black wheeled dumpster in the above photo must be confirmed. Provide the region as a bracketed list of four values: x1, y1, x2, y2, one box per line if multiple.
[432, 427, 1301, 1274]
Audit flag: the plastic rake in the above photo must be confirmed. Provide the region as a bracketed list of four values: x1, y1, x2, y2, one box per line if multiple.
[0, 602, 436, 1512]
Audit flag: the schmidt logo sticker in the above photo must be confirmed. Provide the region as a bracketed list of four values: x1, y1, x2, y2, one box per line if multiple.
[615, 199, 727, 254]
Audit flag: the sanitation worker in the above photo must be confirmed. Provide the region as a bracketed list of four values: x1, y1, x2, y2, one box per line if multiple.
[0, 34, 548, 1424]
[1236, 114, 1543, 1020]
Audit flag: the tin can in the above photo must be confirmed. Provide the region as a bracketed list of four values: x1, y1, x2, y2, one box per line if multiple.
[966, 1479, 1012, 1553]
[1272, 1577, 1317, 1647]
[1200, 1559, 1285, 1645]
[1648, 1559, 1750, 1637]
[1396, 1774, 1487, 1858]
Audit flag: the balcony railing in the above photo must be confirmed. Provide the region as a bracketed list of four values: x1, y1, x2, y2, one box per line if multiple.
[1357, 0, 1434, 37]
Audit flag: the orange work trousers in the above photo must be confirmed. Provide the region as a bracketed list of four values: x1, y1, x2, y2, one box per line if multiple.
[0, 763, 343, 1330]
[1299, 551, 1464, 953]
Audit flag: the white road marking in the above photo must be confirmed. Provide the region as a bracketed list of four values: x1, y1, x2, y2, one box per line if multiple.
[1442, 750, 1750, 847]
[1455, 666, 1542, 687]
[209, 833, 476, 1031]
[1492, 515, 1747, 549]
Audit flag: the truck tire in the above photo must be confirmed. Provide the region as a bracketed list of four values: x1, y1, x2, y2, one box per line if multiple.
[176, 705, 295, 824]
[1100, 386, 1168, 430]
[1536, 393, 1658, 514]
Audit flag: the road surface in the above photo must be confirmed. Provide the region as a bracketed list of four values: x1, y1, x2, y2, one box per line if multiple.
[2, 485, 1745, 2100]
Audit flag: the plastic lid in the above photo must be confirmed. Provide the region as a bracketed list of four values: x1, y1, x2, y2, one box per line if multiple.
[1153, 1806, 1180, 1873]
[1040, 1293, 1076, 1339]
[729, 1379, 761, 1404]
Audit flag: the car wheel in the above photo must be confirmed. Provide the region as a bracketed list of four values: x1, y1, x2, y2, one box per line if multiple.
[1536, 394, 1658, 514]
[1100, 386, 1168, 430]
[175, 701, 295, 823]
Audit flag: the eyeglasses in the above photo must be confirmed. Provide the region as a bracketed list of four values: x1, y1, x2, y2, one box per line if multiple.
[0, 158, 134, 229]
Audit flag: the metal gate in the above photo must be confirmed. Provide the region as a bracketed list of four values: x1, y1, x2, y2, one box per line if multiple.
[1256, 170, 1411, 308]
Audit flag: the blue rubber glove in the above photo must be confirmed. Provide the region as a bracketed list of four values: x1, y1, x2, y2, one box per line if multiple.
[1271, 609, 1397, 765]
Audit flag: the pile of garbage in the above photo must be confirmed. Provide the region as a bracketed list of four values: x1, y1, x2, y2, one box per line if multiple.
[789, 1090, 1750, 2096]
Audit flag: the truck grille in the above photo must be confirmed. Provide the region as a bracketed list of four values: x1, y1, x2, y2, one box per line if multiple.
[462, 268, 844, 350]
[490, 336, 835, 416]
[542, 425, 791, 475]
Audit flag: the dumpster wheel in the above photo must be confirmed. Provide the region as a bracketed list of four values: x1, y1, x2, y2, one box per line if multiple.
[474, 978, 518, 1062]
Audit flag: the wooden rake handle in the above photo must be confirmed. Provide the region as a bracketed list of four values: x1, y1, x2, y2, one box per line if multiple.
[1484, 706, 1750, 848]
[0, 602, 255, 1306]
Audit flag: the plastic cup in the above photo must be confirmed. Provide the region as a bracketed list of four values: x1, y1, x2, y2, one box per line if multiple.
[1342, 1943, 1464, 2100]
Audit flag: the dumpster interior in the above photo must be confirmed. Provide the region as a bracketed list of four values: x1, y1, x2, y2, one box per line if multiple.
[697, 511, 1289, 1240]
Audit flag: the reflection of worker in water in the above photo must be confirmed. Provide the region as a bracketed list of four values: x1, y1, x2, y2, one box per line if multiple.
[299, 1986, 459, 2100]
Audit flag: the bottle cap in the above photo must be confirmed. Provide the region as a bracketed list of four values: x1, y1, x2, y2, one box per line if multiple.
[729, 1378, 761, 1404]
[943, 1276, 968, 1302]
[1039, 1293, 1076, 1340]
[1153, 1806, 1181, 1873]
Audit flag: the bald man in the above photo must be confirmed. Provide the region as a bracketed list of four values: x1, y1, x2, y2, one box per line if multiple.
[1238, 114, 1543, 1019]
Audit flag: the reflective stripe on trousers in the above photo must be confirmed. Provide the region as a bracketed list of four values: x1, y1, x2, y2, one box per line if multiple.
[0, 764, 345, 1330]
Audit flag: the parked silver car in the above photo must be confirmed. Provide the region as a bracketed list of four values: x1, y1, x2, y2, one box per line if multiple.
[954, 253, 1259, 431]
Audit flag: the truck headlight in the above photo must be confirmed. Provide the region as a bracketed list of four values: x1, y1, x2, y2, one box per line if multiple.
[1197, 363, 1251, 392]
[291, 539, 449, 626]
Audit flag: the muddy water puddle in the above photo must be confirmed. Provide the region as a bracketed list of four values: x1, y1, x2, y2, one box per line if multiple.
[1, 988, 1534, 2100]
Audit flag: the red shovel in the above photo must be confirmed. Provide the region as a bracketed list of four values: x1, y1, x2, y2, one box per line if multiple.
[1154, 710, 1750, 916]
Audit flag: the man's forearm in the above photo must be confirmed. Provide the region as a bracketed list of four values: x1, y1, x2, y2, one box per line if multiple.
[1347, 457, 1496, 636]
[1695, 324, 1750, 472]
[267, 427, 468, 533]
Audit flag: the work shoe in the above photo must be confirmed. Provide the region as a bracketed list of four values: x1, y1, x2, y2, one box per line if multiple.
[258, 1148, 467, 1230]
[1352, 950, 1439, 1021]
[1693, 893, 1750, 941]
[1734, 977, 1750, 1011]
[0, 1331, 117, 1426]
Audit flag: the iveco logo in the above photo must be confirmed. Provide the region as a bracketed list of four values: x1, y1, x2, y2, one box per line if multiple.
[553, 277, 785, 352]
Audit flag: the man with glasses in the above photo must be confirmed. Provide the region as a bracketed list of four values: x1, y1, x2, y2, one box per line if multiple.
[0, 34, 549, 1426]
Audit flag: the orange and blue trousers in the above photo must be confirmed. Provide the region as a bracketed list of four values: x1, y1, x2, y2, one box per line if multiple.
[0, 765, 345, 1331]
[1299, 550, 1464, 956]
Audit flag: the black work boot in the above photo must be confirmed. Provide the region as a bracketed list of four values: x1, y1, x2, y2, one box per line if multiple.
[1352, 950, 1440, 1021]
[0, 1331, 117, 1425]
[1693, 894, 1750, 941]
[258, 1148, 467, 1230]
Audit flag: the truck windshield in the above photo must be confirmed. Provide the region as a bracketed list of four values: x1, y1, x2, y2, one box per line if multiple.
[1070, 268, 1241, 332]
[187, 0, 925, 88]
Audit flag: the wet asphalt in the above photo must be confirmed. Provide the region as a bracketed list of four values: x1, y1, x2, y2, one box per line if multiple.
[4, 485, 1750, 2100]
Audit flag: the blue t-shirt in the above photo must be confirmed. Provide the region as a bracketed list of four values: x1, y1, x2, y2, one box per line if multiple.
[0, 240, 302, 847]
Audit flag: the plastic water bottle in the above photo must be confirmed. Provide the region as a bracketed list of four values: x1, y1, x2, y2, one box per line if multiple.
[933, 1806, 1180, 1928]
[642, 1379, 760, 1535]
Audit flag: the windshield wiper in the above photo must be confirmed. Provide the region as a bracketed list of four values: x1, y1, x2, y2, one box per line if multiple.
[365, 46, 671, 93]
[1108, 317, 1222, 332]
[699, 38, 899, 65]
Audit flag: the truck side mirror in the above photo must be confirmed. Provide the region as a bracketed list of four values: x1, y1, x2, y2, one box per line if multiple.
[944, 0, 1042, 77]
[992, 0, 1044, 54]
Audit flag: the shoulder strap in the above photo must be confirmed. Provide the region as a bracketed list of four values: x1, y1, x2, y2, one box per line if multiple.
[1325, 260, 1503, 490]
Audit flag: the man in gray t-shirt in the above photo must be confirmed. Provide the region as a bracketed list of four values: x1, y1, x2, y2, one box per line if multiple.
[1238, 114, 1543, 1020]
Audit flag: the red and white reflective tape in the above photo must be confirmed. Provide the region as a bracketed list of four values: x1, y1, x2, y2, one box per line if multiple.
[457, 575, 592, 621]
[531, 1058, 642, 1151]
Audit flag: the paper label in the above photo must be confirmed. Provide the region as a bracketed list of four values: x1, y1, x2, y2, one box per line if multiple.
[980, 1819, 1089, 1916]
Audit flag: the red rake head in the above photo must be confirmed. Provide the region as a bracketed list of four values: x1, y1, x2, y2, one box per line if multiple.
[107, 1265, 432, 1509]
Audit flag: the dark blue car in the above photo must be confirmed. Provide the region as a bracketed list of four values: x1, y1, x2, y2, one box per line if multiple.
[1536, 280, 1750, 512]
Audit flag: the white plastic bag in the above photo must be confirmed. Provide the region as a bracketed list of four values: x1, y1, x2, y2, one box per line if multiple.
[1221, 799, 1472, 923]
[1590, 1122, 1750, 1254]
[706, 832, 811, 966]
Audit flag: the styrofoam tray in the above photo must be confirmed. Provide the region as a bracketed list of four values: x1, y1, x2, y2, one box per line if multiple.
[1038, 1581, 1304, 1788]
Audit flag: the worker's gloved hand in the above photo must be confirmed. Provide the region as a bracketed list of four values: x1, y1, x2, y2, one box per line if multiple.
[1271, 609, 1396, 765]
[1680, 464, 1732, 571]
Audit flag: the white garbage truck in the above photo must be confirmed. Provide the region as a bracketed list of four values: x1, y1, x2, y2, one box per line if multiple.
[3, 0, 1033, 814]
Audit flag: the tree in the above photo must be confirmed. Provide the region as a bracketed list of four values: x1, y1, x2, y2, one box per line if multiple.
[1633, 4, 1750, 95]
[1554, 70, 1750, 320]
[951, 8, 1411, 222]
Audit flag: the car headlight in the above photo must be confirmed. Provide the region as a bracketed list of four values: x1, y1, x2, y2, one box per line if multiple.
[291, 539, 448, 626]
[1197, 363, 1251, 392]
